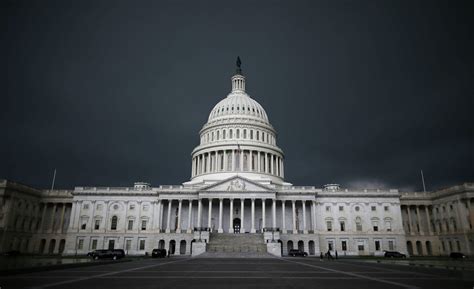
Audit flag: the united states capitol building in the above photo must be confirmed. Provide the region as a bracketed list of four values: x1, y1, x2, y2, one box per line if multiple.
[1, 60, 473, 257]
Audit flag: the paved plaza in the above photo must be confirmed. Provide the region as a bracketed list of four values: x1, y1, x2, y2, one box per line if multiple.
[0, 257, 472, 289]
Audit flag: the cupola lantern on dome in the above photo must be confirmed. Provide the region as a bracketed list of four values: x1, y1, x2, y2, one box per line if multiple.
[231, 56, 245, 92]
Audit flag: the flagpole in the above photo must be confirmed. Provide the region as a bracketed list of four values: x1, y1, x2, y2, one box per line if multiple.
[51, 169, 57, 191]
[420, 169, 426, 193]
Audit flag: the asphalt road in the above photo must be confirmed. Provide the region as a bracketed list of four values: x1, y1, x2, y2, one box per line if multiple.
[0, 257, 472, 289]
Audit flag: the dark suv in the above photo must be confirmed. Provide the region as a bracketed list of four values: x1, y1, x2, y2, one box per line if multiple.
[450, 252, 466, 259]
[288, 249, 308, 257]
[152, 249, 167, 258]
[384, 251, 406, 258]
[88, 249, 125, 260]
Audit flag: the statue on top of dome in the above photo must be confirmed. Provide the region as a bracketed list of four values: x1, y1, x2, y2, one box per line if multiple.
[236, 56, 242, 74]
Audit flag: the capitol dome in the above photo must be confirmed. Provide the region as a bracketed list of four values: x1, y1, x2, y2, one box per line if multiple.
[186, 58, 287, 186]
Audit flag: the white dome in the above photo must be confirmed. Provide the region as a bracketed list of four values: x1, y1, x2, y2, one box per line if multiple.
[208, 92, 269, 124]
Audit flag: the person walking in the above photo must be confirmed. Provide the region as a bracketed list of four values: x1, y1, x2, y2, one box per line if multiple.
[320, 252, 324, 261]
[327, 249, 333, 260]
[335, 250, 338, 259]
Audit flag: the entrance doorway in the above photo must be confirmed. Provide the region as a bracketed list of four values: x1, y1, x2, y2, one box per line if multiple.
[233, 218, 241, 233]
[108, 240, 115, 250]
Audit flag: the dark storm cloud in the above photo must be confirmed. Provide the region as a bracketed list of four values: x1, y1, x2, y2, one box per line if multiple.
[1, 0, 473, 191]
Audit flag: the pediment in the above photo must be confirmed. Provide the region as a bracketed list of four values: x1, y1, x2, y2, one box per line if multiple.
[201, 176, 272, 192]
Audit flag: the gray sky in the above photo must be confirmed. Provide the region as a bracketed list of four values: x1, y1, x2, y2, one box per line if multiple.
[2, 0, 473, 191]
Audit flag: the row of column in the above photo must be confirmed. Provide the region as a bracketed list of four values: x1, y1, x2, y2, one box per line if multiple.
[158, 199, 316, 234]
[404, 200, 472, 235]
[38, 202, 69, 233]
[192, 149, 284, 178]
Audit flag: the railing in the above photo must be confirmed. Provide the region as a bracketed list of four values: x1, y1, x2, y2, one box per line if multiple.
[194, 227, 210, 232]
[263, 227, 280, 232]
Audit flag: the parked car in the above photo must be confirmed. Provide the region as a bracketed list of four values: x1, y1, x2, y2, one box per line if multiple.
[152, 249, 167, 258]
[288, 249, 308, 257]
[450, 252, 467, 259]
[88, 249, 125, 260]
[3, 250, 20, 256]
[384, 251, 406, 258]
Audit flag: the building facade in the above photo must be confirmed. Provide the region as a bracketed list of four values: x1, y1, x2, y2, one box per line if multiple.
[1, 63, 472, 257]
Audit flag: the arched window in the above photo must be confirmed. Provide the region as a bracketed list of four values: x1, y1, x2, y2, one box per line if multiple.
[355, 217, 362, 231]
[236, 129, 240, 138]
[243, 129, 247, 139]
[217, 130, 220, 140]
[257, 131, 260, 141]
[250, 130, 254, 139]
[111, 216, 118, 230]
[223, 129, 226, 140]
[229, 129, 233, 139]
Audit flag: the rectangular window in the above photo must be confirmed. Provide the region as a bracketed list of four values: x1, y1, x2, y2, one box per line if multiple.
[356, 222, 362, 231]
[139, 239, 145, 250]
[130, 204, 135, 210]
[341, 241, 347, 251]
[358, 244, 364, 251]
[339, 206, 343, 211]
[91, 239, 98, 250]
[143, 204, 149, 211]
[326, 206, 330, 212]
[328, 241, 333, 251]
[96, 204, 103, 210]
[373, 221, 378, 232]
[78, 239, 84, 250]
[326, 221, 332, 231]
[385, 221, 392, 232]
[371, 206, 376, 211]
[375, 240, 381, 251]
[128, 220, 134, 230]
[81, 223, 87, 230]
[141, 220, 147, 230]
[94, 219, 100, 230]
[340, 221, 345, 231]
[126, 239, 132, 250]
[83, 204, 89, 210]
[388, 240, 394, 251]
[384, 206, 389, 211]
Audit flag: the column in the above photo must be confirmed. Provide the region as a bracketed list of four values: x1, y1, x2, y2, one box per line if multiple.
[272, 199, 276, 228]
[292, 200, 297, 234]
[416, 206, 422, 234]
[257, 152, 261, 172]
[208, 199, 213, 230]
[262, 199, 266, 230]
[50, 203, 57, 232]
[218, 199, 223, 233]
[232, 150, 235, 171]
[264, 153, 268, 173]
[248, 151, 253, 171]
[197, 199, 202, 228]
[302, 201, 307, 234]
[176, 200, 182, 233]
[240, 199, 245, 233]
[166, 200, 172, 233]
[270, 154, 274, 175]
[214, 152, 218, 172]
[59, 203, 66, 233]
[156, 200, 162, 231]
[406, 206, 413, 233]
[187, 200, 193, 233]
[39, 203, 47, 232]
[312, 201, 317, 232]
[223, 151, 228, 171]
[240, 150, 244, 171]
[281, 201, 286, 233]
[425, 206, 432, 235]
[229, 199, 234, 232]
[251, 198, 256, 233]
[159, 201, 164, 231]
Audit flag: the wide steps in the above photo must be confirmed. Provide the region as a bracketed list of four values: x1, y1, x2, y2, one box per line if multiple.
[205, 233, 270, 257]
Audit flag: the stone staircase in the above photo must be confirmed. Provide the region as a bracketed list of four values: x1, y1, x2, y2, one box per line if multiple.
[201, 233, 271, 258]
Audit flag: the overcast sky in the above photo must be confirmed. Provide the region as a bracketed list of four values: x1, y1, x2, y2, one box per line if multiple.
[2, 0, 473, 191]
